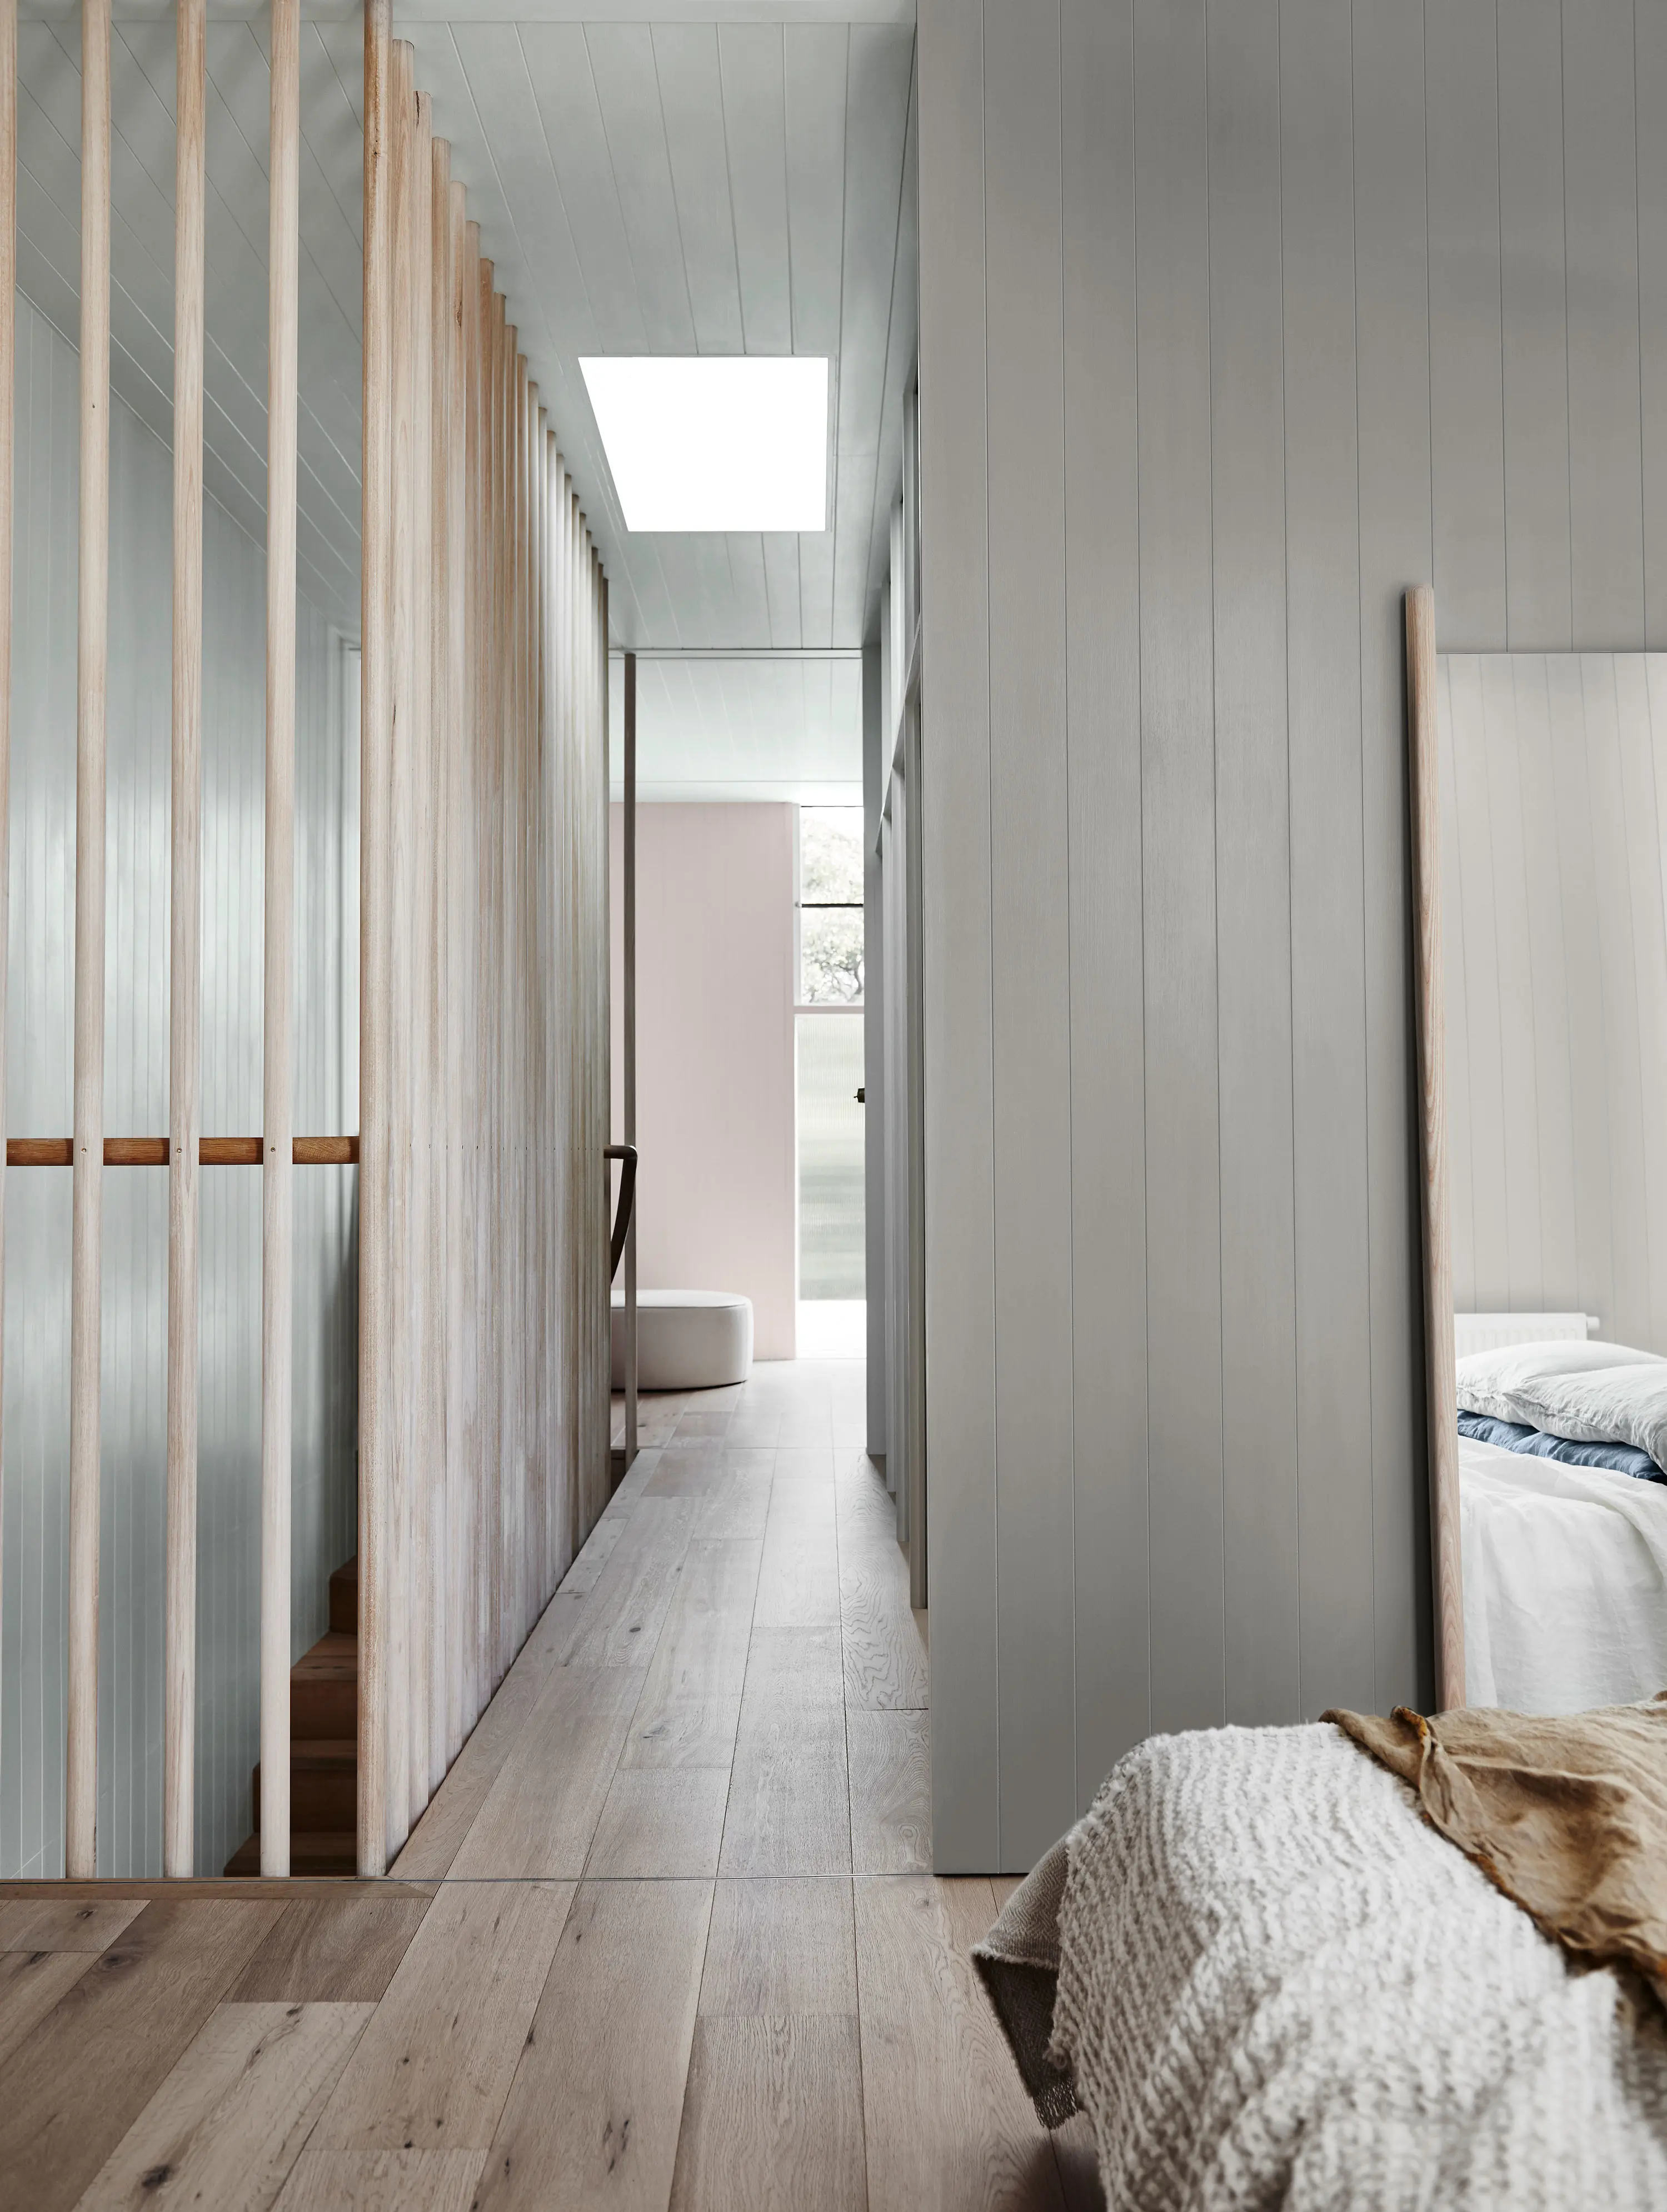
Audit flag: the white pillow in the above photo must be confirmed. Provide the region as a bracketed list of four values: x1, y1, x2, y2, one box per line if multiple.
[1456, 1338, 1667, 1468]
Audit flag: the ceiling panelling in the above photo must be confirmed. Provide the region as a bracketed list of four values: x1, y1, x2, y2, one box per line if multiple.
[609, 651, 862, 801]
[405, 14, 916, 649]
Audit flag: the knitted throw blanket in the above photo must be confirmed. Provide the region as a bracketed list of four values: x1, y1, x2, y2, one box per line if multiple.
[984, 1723, 1667, 2210]
[1324, 1693, 1667, 2009]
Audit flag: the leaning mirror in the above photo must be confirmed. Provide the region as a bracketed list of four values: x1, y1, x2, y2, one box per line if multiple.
[1409, 592, 1667, 1716]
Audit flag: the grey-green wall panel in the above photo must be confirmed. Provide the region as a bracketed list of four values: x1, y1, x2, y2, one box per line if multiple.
[920, 0, 1667, 1871]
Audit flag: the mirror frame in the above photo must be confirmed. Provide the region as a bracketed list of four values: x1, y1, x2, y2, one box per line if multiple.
[1405, 584, 1465, 1709]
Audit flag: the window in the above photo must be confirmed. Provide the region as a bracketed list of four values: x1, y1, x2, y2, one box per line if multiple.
[796, 808, 865, 1308]
[797, 807, 864, 1005]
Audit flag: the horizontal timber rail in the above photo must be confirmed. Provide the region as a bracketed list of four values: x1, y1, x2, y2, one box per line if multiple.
[7, 1137, 359, 1168]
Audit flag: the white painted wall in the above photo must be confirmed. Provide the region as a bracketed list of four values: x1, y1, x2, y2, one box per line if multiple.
[1, 292, 357, 1879]
[611, 803, 796, 1362]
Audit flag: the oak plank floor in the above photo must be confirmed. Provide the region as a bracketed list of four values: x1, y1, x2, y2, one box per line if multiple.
[0, 1362, 1100, 2212]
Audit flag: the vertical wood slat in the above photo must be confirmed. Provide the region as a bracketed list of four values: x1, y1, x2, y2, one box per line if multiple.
[0, 0, 16, 1841]
[430, 134, 456, 1782]
[358, 0, 393, 1878]
[622, 650, 637, 1464]
[362, 42, 613, 1861]
[383, 35, 415, 1860]
[67, 0, 111, 1882]
[1405, 585, 1464, 1710]
[259, 0, 300, 1878]
[164, 0, 206, 1880]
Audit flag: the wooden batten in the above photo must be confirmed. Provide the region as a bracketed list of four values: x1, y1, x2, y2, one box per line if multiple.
[66, 0, 111, 1882]
[260, 0, 301, 1879]
[0, 0, 15, 1831]
[358, 0, 393, 1878]
[352, 34, 613, 1874]
[164, 0, 206, 1880]
[1405, 584, 1464, 1711]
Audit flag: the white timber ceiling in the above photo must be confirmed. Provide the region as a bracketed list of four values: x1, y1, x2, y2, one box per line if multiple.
[610, 651, 861, 803]
[405, 12, 917, 652]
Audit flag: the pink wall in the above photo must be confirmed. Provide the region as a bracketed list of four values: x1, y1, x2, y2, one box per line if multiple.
[611, 802, 797, 1359]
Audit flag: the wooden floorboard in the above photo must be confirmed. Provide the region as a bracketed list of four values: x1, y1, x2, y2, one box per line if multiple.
[470, 1878, 711, 2212]
[0, 1897, 284, 2212]
[668, 2015, 868, 2212]
[75, 1998, 374, 2212]
[308, 1881, 573, 2151]
[0, 1896, 144, 1952]
[229, 1892, 432, 2002]
[0, 1365, 1105, 2212]
[854, 1877, 1069, 2212]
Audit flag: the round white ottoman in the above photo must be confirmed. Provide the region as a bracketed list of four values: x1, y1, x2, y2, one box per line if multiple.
[611, 1289, 754, 1391]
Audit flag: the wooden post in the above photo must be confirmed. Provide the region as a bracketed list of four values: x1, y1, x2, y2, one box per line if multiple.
[0, 0, 13, 1817]
[67, 0, 111, 1882]
[622, 650, 637, 1467]
[385, 34, 415, 1858]
[260, 0, 300, 1877]
[1405, 585, 1464, 1710]
[164, 0, 205, 1880]
[358, 0, 393, 1878]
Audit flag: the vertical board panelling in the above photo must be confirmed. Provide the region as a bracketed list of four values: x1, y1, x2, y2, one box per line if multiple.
[916, 0, 998, 1870]
[67, 0, 110, 1879]
[1061, 0, 1148, 1794]
[430, 135, 455, 1780]
[1207, 0, 1297, 1727]
[260, 0, 300, 1880]
[1281, 0, 1374, 1718]
[1561, 0, 1644, 647]
[1424, 0, 1506, 649]
[1579, 656, 1651, 1347]
[1134, 0, 1223, 1737]
[164, 0, 204, 1881]
[981, 0, 1075, 1866]
[1638, 5, 1667, 646]
[1448, 657, 1509, 1298]
[1478, 656, 1544, 1306]
[1352, 0, 1434, 1711]
[1511, 658, 1580, 1309]
[921, 0, 1667, 1857]
[1549, 656, 1615, 1331]
[1613, 657, 1667, 1353]
[1496, 0, 1572, 649]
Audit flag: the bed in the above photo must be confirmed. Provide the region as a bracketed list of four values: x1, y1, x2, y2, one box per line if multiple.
[980, 1717, 1667, 2212]
[1456, 1331, 1667, 1712]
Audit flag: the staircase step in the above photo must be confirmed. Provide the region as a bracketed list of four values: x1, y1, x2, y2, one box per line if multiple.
[291, 1631, 357, 1741]
[253, 1740, 357, 1832]
[329, 1555, 358, 1637]
[223, 1829, 357, 1879]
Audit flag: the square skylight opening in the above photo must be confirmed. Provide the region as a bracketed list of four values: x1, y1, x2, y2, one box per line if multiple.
[579, 356, 829, 533]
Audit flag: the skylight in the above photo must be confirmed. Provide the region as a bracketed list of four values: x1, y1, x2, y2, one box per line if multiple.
[579, 356, 829, 533]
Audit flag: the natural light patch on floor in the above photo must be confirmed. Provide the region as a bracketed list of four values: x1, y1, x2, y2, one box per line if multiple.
[797, 1300, 866, 1360]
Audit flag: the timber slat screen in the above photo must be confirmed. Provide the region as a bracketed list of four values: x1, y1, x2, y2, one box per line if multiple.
[0, 0, 610, 1880]
[357, 29, 612, 1876]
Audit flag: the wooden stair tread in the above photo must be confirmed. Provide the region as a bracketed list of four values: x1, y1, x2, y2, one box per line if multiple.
[224, 1831, 357, 1879]
[293, 1632, 357, 1681]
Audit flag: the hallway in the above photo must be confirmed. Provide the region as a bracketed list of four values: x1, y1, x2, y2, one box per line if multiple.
[0, 1358, 1099, 2211]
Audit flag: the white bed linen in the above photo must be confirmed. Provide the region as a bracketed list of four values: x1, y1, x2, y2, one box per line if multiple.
[1460, 1433, 1667, 1712]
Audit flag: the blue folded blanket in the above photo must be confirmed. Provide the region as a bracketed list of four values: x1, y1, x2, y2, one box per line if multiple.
[1458, 1407, 1667, 1484]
